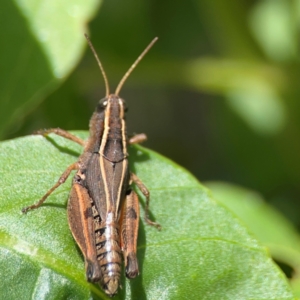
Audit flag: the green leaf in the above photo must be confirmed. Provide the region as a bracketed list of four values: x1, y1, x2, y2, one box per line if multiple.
[0, 0, 101, 138]
[0, 133, 294, 299]
[206, 181, 300, 297]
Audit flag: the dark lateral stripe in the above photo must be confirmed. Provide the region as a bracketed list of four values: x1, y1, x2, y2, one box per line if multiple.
[127, 207, 137, 219]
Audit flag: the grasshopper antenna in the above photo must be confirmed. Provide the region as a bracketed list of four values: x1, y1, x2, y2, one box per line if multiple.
[84, 34, 110, 97]
[115, 37, 158, 96]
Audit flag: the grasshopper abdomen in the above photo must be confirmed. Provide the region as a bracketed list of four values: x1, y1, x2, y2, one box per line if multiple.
[95, 219, 122, 295]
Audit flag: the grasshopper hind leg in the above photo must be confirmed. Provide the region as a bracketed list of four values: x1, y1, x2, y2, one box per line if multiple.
[68, 181, 102, 282]
[120, 189, 140, 279]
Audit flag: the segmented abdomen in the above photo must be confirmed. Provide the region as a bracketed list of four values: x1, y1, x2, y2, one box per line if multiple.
[93, 206, 122, 296]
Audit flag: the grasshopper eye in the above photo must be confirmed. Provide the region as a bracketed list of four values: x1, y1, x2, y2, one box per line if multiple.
[97, 98, 108, 111]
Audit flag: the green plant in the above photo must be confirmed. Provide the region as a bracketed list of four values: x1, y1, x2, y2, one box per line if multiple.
[1, 1, 300, 299]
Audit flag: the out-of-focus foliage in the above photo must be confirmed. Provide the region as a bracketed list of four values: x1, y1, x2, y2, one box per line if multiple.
[1, 0, 300, 298]
[0, 0, 101, 138]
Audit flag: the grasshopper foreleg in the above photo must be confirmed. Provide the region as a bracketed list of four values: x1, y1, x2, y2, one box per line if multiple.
[34, 128, 85, 146]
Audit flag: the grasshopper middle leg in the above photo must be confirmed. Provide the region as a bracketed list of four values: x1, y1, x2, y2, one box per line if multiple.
[130, 172, 161, 230]
[22, 162, 78, 213]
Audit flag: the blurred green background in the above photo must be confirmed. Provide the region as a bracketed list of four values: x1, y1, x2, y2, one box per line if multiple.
[1, 0, 300, 281]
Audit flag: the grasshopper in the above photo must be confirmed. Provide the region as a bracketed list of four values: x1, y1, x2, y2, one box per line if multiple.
[22, 35, 160, 297]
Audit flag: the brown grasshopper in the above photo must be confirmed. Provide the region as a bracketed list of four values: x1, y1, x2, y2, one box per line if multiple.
[22, 35, 160, 297]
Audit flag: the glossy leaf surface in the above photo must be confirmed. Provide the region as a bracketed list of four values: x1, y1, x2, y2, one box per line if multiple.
[0, 133, 294, 299]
